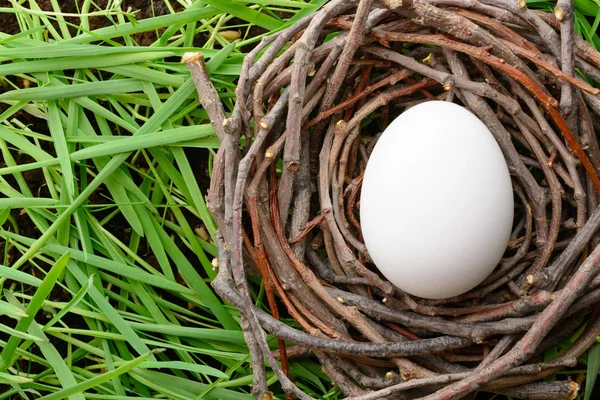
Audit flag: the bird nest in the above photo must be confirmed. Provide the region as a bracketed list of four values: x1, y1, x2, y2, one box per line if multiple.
[183, 0, 600, 398]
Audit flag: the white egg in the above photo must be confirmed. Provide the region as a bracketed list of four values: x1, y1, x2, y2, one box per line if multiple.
[360, 101, 513, 299]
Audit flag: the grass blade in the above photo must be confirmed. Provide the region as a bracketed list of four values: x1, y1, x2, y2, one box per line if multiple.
[0, 372, 33, 384]
[0, 300, 29, 319]
[37, 352, 155, 400]
[0, 265, 42, 286]
[0, 79, 145, 101]
[47, 100, 75, 195]
[0, 252, 70, 371]
[585, 342, 600, 400]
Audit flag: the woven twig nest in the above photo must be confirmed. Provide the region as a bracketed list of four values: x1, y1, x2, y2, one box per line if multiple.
[183, 0, 600, 398]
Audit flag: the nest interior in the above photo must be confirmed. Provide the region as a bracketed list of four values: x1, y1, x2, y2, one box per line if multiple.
[183, 0, 600, 398]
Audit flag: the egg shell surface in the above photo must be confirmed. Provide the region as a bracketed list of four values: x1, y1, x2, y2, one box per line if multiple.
[360, 101, 514, 299]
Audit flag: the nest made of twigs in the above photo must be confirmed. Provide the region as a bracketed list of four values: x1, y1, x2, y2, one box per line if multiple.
[183, 0, 600, 398]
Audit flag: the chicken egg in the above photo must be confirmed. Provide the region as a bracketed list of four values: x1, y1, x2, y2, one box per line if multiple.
[360, 101, 514, 299]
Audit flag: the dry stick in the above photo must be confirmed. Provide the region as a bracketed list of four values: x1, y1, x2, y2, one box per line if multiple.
[582, 86, 600, 118]
[206, 147, 226, 231]
[384, 0, 546, 91]
[247, 103, 339, 337]
[245, 88, 331, 324]
[494, 38, 599, 97]
[320, 0, 375, 112]
[214, 233, 268, 398]
[286, 49, 347, 260]
[215, 248, 593, 362]
[374, 320, 474, 377]
[476, 66, 561, 281]
[508, 80, 587, 230]
[481, 183, 533, 286]
[263, 34, 347, 101]
[455, 8, 540, 54]
[184, 54, 229, 232]
[289, 214, 326, 245]
[225, 132, 272, 398]
[286, 290, 342, 339]
[183, 53, 228, 143]
[246, 200, 291, 383]
[476, 335, 518, 371]
[438, 0, 597, 71]
[535, 9, 600, 69]
[258, 81, 325, 257]
[228, 71, 293, 341]
[304, 69, 414, 130]
[328, 78, 438, 183]
[271, 346, 311, 360]
[512, 118, 562, 281]
[517, 20, 600, 82]
[309, 3, 393, 157]
[214, 267, 474, 358]
[341, 60, 374, 182]
[306, 248, 374, 286]
[416, 243, 600, 400]
[576, 56, 600, 84]
[579, 93, 600, 176]
[213, 234, 321, 400]
[322, 220, 351, 279]
[346, 173, 364, 233]
[289, 127, 312, 260]
[557, 0, 578, 136]
[344, 361, 577, 400]
[238, 13, 316, 103]
[495, 381, 579, 400]
[256, 198, 350, 338]
[342, 360, 403, 389]
[578, 94, 600, 243]
[456, 290, 557, 324]
[261, 84, 328, 175]
[483, 303, 599, 392]
[260, 43, 342, 159]
[226, 90, 289, 371]
[332, 163, 367, 253]
[278, 0, 359, 228]
[367, 28, 598, 123]
[480, 0, 561, 57]
[385, 295, 522, 318]
[307, 7, 392, 184]
[331, 61, 377, 254]
[426, 0, 528, 26]
[328, 287, 546, 341]
[519, 156, 574, 191]
[319, 122, 397, 295]
[317, 352, 369, 397]
[534, 203, 600, 291]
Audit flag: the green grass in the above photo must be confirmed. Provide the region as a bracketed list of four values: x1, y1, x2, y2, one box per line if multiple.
[0, 0, 599, 399]
[0, 1, 336, 399]
[526, 0, 600, 50]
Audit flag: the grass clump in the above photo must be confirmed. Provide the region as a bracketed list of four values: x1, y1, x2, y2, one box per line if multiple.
[0, 1, 335, 399]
